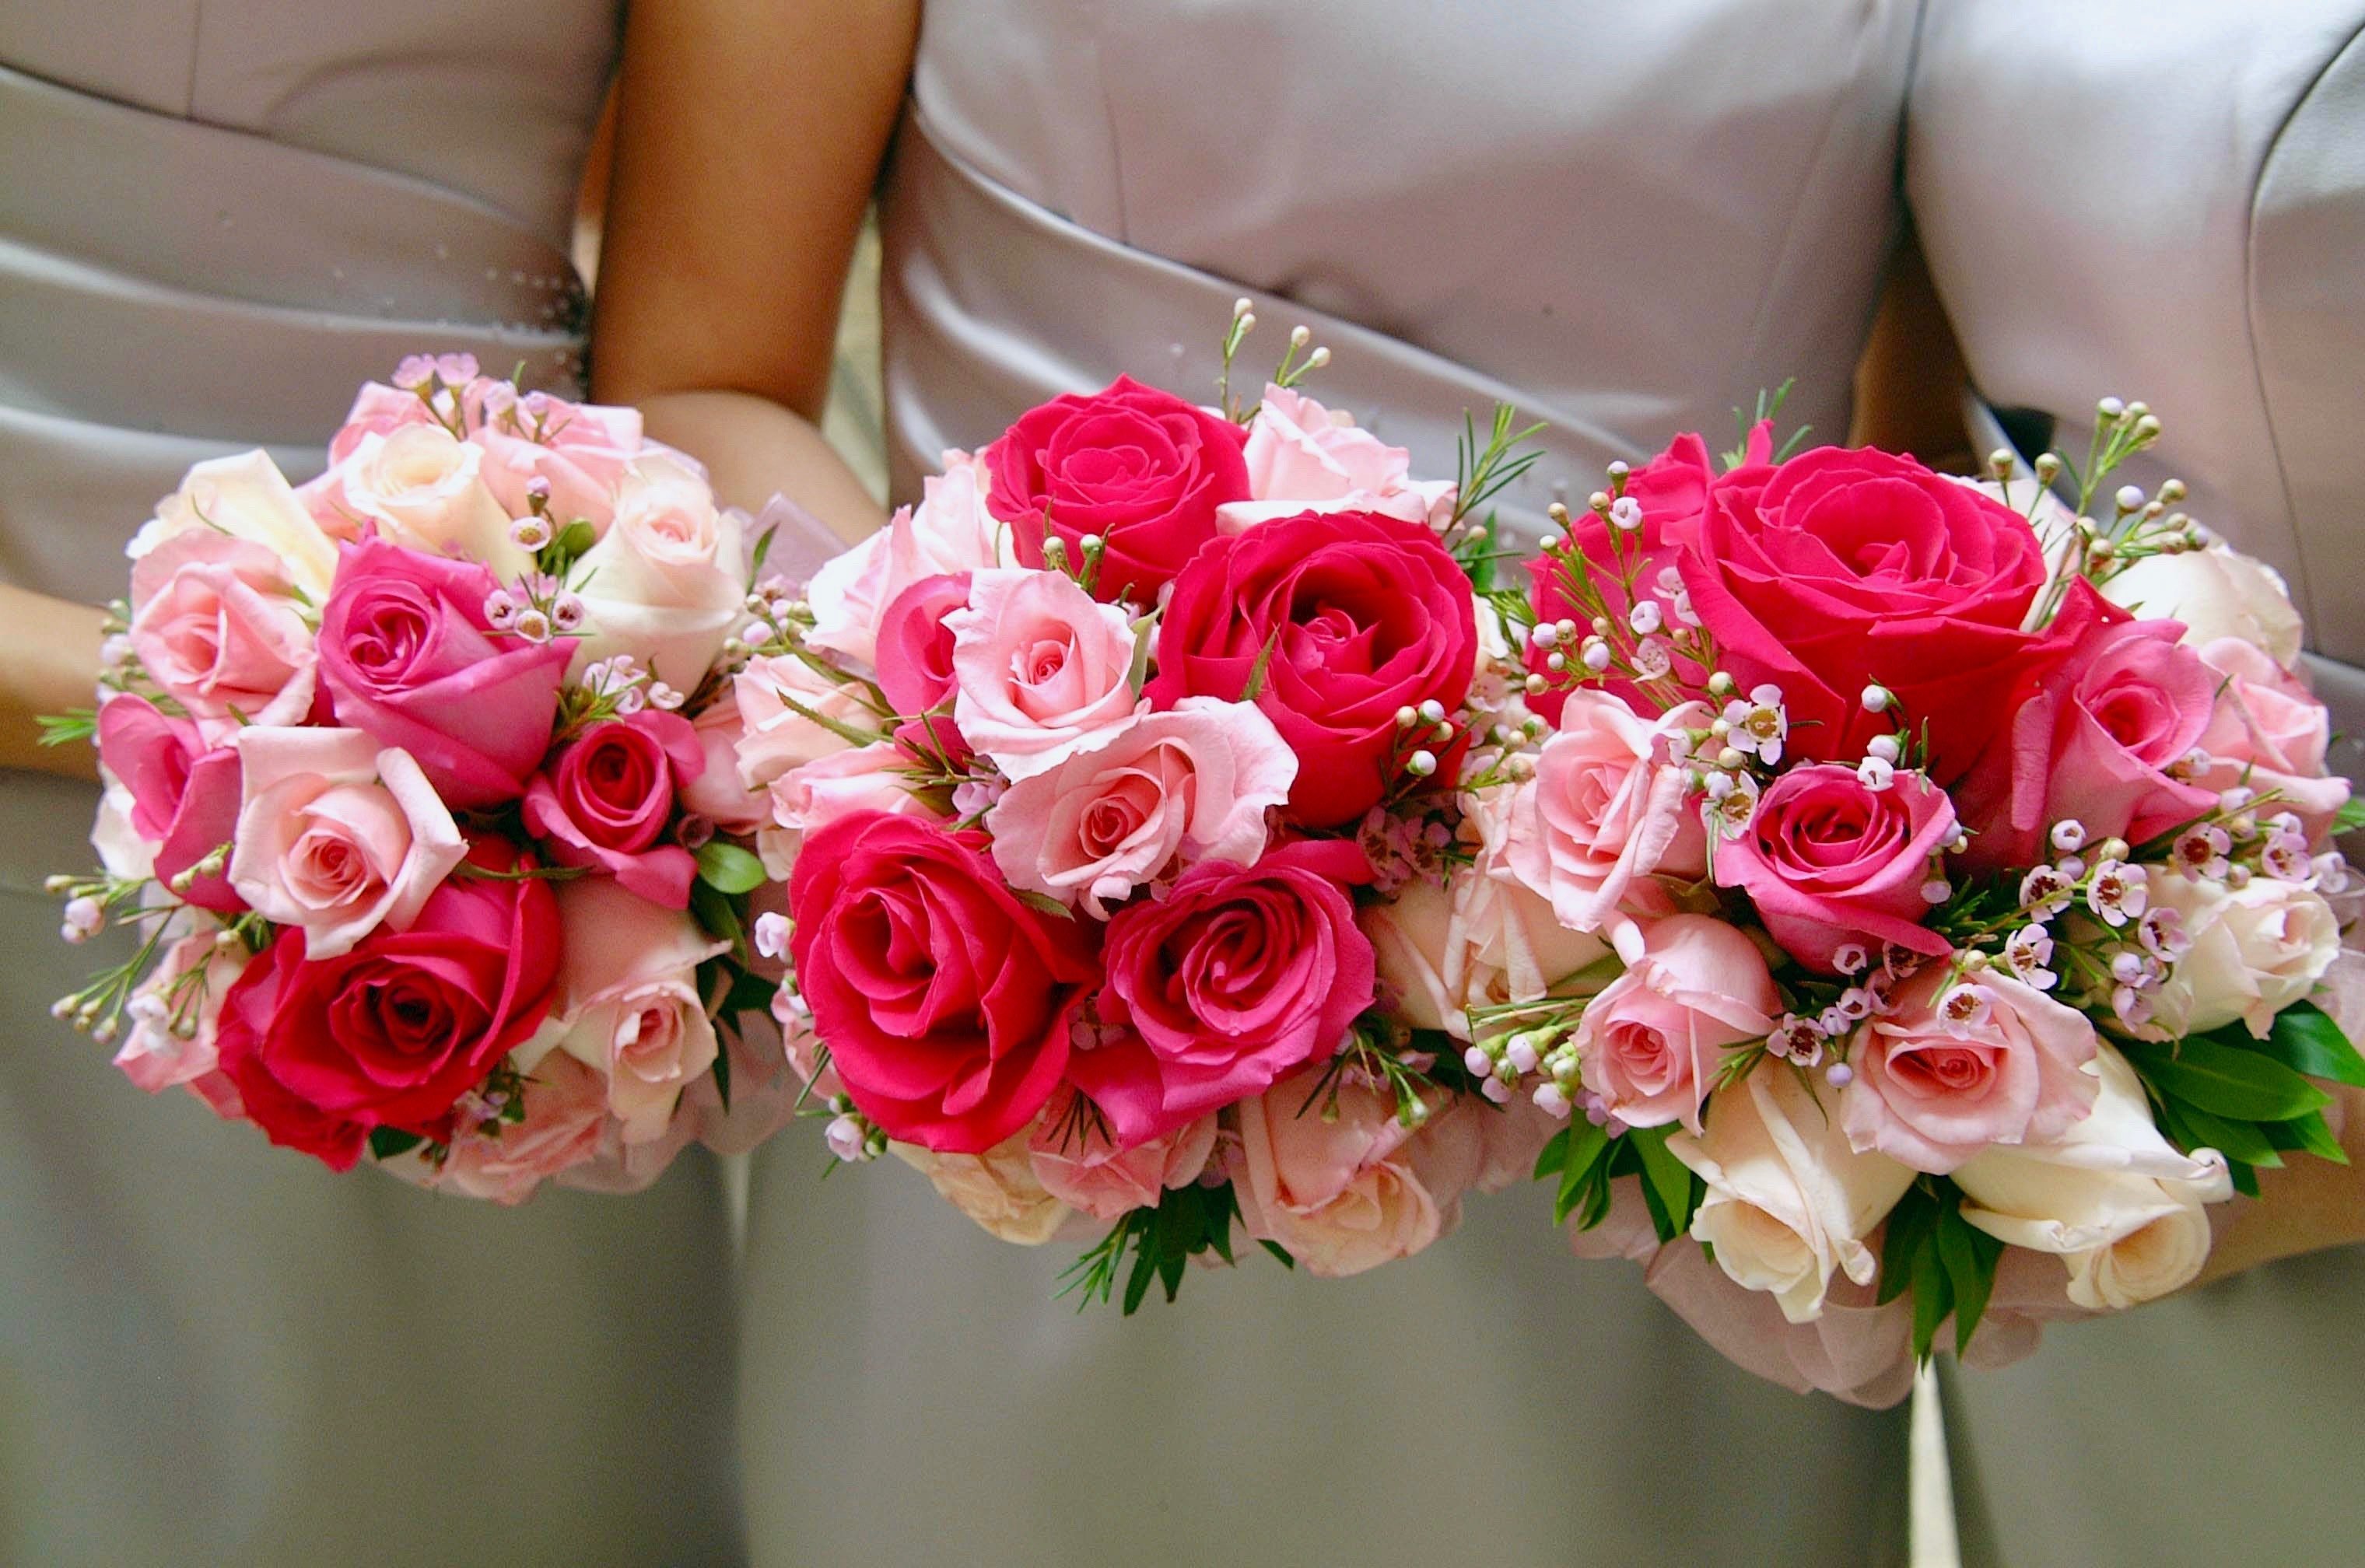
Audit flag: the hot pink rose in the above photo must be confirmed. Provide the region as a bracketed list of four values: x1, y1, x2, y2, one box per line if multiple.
[113, 932, 249, 1095]
[947, 567, 1142, 779]
[787, 811, 1098, 1153]
[521, 712, 704, 907]
[1079, 840, 1375, 1147]
[1216, 384, 1456, 533]
[227, 726, 468, 957]
[1713, 763, 1957, 973]
[472, 390, 644, 532]
[1147, 509, 1477, 827]
[94, 695, 244, 912]
[1843, 966, 2100, 1174]
[540, 877, 727, 1144]
[317, 537, 573, 808]
[678, 698, 770, 832]
[983, 376, 1252, 604]
[1504, 691, 1707, 940]
[1956, 581, 2218, 868]
[1573, 914, 1779, 1131]
[213, 838, 563, 1169]
[986, 698, 1297, 916]
[433, 1048, 611, 1204]
[128, 531, 317, 742]
[1680, 445, 2054, 782]
[1232, 1067, 1484, 1278]
[874, 571, 972, 717]
[1026, 1090, 1219, 1221]
[2192, 636, 2349, 840]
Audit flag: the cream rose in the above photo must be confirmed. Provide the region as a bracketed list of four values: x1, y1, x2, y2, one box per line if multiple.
[130, 449, 340, 604]
[537, 878, 728, 1145]
[894, 1132, 1071, 1244]
[1669, 1062, 1917, 1324]
[2142, 872, 2341, 1039]
[336, 424, 526, 576]
[1953, 1044, 2233, 1310]
[572, 453, 746, 690]
[2102, 543, 2305, 668]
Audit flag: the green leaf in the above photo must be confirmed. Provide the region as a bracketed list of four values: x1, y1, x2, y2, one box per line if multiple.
[2121, 1035, 2331, 1122]
[555, 519, 598, 562]
[2251, 1003, 2365, 1088]
[750, 521, 780, 578]
[1532, 1125, 1572, 1184]
[368, 1127, 425, 1161]
[1238, 625, 1284, 702]
[1935, 1199, 2002, 1359]
[695, 841, 767, 895]
[2227, 1158, 2261, 1199]
[2263, 1108, 2349, 1164]
[710, 1043, 733, 1113]
[1550, 1120, 1613, 1226]
[2334, 794, 2365, 835]
[1012, 888, 1077, 921]
[690, 878, 745, 957]
[1126, 610, 1158, 697]
[1909, 1234, 1954, 1364]
[1630, 1127, 1697, 1244]
[2158, 1099, 2283, 1168]
[1259, 1238, 1296, 1269]
[1877, 1185, 1939, 1307]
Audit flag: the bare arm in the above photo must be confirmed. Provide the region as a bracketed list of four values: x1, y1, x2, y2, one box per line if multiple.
[591, 0, 917, 543]
[0, 583, 103, 782]
[1849, 223, 1973, 467]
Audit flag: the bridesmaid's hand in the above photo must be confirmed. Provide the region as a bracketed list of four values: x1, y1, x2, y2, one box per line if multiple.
[0, 582, 104, 782]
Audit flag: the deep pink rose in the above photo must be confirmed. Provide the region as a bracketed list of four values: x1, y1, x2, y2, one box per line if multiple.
[1714, 763, 1957, 973]
[521, 712, 704, 907]
[317, 537, 573, 808]
[213, 838, 562, 1169]
[1956, 580, 2219, 868]
[128, 531, 317, 742]
[1573, 914, 1778, 1132]
[1147, 509, 1477, 827]
[874, 571, 971, 717]
[1843, 966, 2099, 1174]
[983, 376, 1251, 604]
[1680, 447, 2053, 782]
[787, 811, 1098, 1153]
[95, 695, 244, 912]
[1077, 840, 1375, 1146]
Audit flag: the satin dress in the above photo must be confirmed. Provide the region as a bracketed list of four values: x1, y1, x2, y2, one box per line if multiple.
[0, 9, 743, 1564]
[738, 3, 1929, 1563]
[1909, 4, 2365, 1562]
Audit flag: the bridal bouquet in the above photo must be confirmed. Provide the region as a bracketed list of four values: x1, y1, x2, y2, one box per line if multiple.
[746, 318, 1570, 1304]
[47, 356, 794, 1200]
[1489, 400, 2363, 1398]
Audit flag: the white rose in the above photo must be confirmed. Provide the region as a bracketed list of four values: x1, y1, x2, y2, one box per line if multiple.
[893, 1133, 1071, 1245]
[1668, 1063, 1918, 1324]
[129, 450, 339, 604]
[572, 453, 745, 690]
[336, 425, 526, 577]
[2102, 544, 2305, 669]
[807, 449, 1014, 668]
[1954, 1044, 2233, 1310]
[2143, 873, 2340, 1039]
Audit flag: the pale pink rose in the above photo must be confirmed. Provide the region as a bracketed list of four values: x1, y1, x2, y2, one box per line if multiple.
[471, 391, 644, 534]
[540, 878, 727, 1144]
[2139, 873, 2341, 1039]
[1954, 1044, 2233, 1310]
[1504, 691, 1708, 944]
[226, 727, 468, 959]
[1215, 384, 1456, 534]
[335, 425, 527, 576]
[571, 453, 745, 690]
[1843, 965, 2099, 1174]
[2102, 543, 2304, 667]
[948, 567, 1144, 779]
[732, 653, 880, 791]
[759, 740, 936, 878]
[893, 1132, 1070, 1244]
[1232, 1066, 1483, 1278]
[434, 1049, 612, 1204]
[2193, 636, 2349, 840]
[807, 450, 1014, 667]
[326, 381, 442, 463]
[1573, 914, 1778, 1132]
[2318, 944, 2365, 1045]
[1669, 1062, 1917, 1323]
[131, 449, 339, 604]
[986, 698, 1295, 915]
[127, 530, 318, 743]
[113, 930, 249, 1094]
[1470, 1091, 1570, 1195]
[1027, 1090, 1220, 1220]
[678, 697, 771, 831]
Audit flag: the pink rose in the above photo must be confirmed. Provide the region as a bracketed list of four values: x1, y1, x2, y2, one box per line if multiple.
[1573, 914, 1779, 1131]
[731, 653, 878, 791]
[569, 453, 744, 690]
[521, 712, 704, 908]
[1026, 1090, 1219, 1221]
[1216, 384, 1455, 533]
[947, 568, 1142, 780]
[678, 698, 770, 832]
[762, 740, 937, 878]
[227, 726, 468, 958]
[128, 531, 317, 742]
[472, 390, 644, 532]
[2192, 636, 2349, 840]
[1712, 763, 1957, 973]
[1843, 966, 2099, 1174]
[1956, 582, 2219, 868]
[317, 538, 573, 809]
[113, 931, 249, 1095]
[1232, 1066, 1484, 1278]
[983, 376, 1253, 605]
[807, 449, 1012, 666]
[1080, 840, 1375, 1147]
[874, 571, 972, 717]
[540, 877, 727, 1144]
[1504, 691, 1707, 943]
[986, 698, 1296, 916]
[332, 425, 524, 576]
[433, 1048, 611, 1203]
[94, 696, 244, 912]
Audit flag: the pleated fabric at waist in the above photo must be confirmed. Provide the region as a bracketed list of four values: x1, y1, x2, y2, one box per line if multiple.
[0, 59, 586, 604]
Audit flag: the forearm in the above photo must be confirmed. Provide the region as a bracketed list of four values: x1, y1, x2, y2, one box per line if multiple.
[0, 583, 103, 781]
[638, 389, 888, 548]
[2195, 1082, 2365, 1286]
